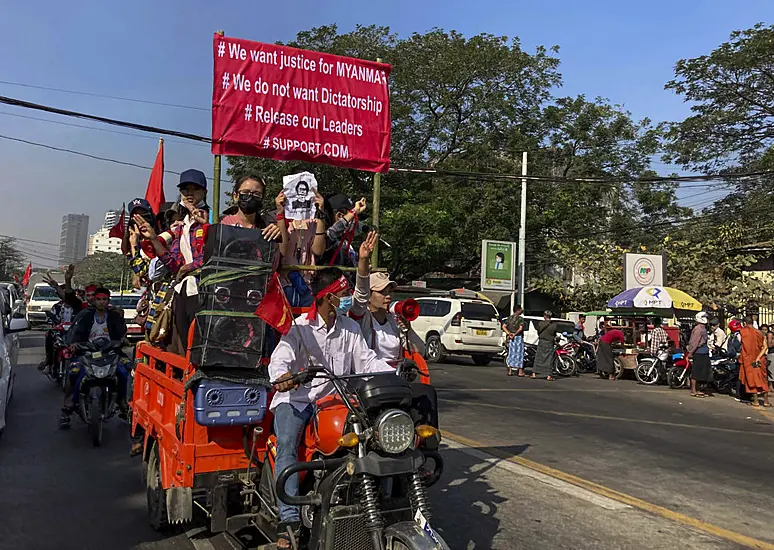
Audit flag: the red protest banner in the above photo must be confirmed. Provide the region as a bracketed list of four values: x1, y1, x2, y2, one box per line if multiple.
[211, 34, 392, 173]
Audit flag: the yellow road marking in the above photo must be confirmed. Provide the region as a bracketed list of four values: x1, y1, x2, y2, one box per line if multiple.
[444, 430, 774, 550]
[440, 398, 774, 436]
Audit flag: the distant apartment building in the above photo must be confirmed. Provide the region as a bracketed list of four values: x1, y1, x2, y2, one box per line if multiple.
[59, 214, 89, 265]
[87, 229, 122, 255]
[102, 209, 122, 231]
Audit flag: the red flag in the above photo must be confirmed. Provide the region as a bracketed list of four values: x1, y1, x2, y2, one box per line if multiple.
[109, 204, 126, 240]
[145, 139, 165, 214]
[13, 274, 20, 284]
[255, 273, 293, 335]
[21, 263, 32, 287]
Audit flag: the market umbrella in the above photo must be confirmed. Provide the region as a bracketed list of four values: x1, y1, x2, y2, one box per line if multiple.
[607, 286, 702, 313]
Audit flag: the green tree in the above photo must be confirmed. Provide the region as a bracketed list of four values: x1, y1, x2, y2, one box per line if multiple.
[0, 237, 25, 281]
[72, 252, 127, 290]
[665, 23, 774, 172]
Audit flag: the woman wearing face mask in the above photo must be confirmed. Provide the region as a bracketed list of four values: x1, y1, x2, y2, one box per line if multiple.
[134, 169, 210, 355]
[220, 175, 284, 247]
[350, 231, 425, 364]
[321, 194, 368, 268]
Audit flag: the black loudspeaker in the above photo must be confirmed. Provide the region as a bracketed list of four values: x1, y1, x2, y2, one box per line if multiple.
[190, 313, 271, 371]
[203, 223, 276, 267]
[191, 223, 277, 371]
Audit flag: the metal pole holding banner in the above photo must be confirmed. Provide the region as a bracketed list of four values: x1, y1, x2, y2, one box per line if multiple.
[212, 30, 225, 222]
[371, 57, 384, 269]
[517, 151, 527, 311]
[213, 154, 222, 221]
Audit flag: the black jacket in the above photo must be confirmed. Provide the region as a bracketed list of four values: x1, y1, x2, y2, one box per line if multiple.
[67, 307, 127, 345]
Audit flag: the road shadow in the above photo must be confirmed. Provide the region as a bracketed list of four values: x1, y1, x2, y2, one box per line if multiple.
[430, 443, 529, 549]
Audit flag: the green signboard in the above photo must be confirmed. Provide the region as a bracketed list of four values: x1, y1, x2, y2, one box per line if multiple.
[481, 240, 516, 291]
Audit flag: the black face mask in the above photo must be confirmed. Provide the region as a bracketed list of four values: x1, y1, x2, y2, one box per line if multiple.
[238, 196, 262, 215]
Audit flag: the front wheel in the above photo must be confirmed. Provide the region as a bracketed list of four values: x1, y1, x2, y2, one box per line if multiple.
[554, 355, 577, 377]
[385, 521, 451, 550]
[87, 387, 104, 447]
[425, 335, 444, 364]
[635, 359, 661, 385]
[667, 367, 687, 389]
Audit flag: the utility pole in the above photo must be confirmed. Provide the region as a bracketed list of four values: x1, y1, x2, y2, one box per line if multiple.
[371, 57, 384, 268]
[517, 151, 527, 312]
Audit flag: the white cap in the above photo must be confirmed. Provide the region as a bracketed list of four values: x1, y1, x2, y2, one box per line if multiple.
[695, 312, 708, 324]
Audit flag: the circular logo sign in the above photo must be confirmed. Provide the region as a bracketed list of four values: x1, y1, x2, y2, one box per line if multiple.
[633, 258, 656, 285]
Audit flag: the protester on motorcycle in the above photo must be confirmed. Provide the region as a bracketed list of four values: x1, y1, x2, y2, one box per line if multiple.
[37, 294, 74, 374]
[350, 231, 425, 365]
[60, 287, 129, 429]
[135, 169, 209, 354]
[269, 266, 394, 548]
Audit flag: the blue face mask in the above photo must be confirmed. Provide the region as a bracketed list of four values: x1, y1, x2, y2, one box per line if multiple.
[336, 295, 353, 315]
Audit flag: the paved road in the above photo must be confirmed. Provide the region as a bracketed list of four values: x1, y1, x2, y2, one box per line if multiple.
[0, 336, 765, 549]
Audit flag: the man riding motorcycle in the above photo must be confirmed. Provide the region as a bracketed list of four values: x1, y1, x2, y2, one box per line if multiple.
[38, 298, 74, 374]
[60, 288, 130, 429]
[268, 266, 394, 549]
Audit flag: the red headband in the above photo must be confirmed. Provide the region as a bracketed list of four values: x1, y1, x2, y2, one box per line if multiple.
[94, 292, 110, 299]
[307, 275, 350, 320]
[85, 285, 98, 293]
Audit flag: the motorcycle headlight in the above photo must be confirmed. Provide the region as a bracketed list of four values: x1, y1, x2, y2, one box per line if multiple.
[374, 409, 415, 454]
[92, 365, 110, 378]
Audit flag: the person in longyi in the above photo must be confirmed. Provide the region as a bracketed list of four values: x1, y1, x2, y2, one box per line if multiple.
[739, 316, 771, 408]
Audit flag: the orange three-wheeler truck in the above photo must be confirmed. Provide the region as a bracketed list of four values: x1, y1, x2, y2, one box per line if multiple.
[131, 229, 446, 549]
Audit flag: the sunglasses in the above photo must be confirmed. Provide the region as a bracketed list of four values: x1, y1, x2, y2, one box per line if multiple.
[238, 191, 263, 200]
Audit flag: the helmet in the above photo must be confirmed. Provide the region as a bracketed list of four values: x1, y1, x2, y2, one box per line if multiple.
[695, 312, 709, 324]
[728, 319, 742, 332]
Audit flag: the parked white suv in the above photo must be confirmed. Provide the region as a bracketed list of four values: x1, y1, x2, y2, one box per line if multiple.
[412, 290, 502, 365]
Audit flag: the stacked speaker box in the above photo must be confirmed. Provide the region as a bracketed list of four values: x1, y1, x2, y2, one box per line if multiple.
[190, 224, 277, 373]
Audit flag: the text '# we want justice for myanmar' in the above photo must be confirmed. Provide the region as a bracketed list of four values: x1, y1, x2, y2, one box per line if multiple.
[211, 35, 392, 173]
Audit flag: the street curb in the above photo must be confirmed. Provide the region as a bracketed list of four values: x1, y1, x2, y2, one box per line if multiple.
[443, 431, 774, 550]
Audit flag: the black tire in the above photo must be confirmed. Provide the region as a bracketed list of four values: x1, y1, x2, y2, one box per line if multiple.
[667, 367, 686, 389]
[88, 387, 104, 447]
[425, 334, 444, 364]
[613, 358, 624, 380]
[471, 354, 492, 366]
[147, 444, 169, 531]
[554, 355, 577, 377]
[635, 359, 661, 385]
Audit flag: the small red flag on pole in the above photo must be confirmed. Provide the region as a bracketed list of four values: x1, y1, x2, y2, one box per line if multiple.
[254, 273, 294, 335]
[21, 263, 32, 287]
[109, 203, 126, 240]
[145, 138, 165, 214]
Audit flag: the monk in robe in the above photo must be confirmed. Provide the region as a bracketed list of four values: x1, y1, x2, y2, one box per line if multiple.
[739, 316, 771, 407]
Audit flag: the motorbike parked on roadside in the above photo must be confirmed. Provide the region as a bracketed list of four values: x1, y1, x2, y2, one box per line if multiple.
[666, 349, 691, 389]
[553, 333, 577, 377]
[256, 361, 448, 550]
[70, 338, 124, 447]
[635, 344, 672, 386]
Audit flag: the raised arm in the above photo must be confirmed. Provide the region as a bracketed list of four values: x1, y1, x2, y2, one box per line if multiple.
[351, 231, 378, 318]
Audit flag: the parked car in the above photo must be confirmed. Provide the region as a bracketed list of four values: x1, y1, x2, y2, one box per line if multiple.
[0, 290, 29, 438]
[25, 283, 60, 326]
[109, 292, 144, 342]
[413, 289, 502, 365]
[0, 283, 23, 367]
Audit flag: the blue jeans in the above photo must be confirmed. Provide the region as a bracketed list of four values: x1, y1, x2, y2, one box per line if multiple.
[507, 336, 524, 368]
[273, 402, 314, 524]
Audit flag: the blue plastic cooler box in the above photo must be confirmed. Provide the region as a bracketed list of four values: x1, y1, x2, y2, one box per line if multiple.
[193, 380, 268, 427]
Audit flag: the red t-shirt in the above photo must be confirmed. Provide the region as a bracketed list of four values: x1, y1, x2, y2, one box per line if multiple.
[601, 329, 625, 345]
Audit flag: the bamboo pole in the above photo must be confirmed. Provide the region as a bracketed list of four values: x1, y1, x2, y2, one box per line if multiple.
[371, 57, 384, 268]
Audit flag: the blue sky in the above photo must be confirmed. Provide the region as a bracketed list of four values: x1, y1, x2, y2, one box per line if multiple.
[1, 0, 772, 267]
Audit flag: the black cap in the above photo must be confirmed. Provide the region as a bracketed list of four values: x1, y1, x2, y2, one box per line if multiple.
[327, 193, 354, 212]
[128, 198, 153, 214]
[178, 169, 207, 190]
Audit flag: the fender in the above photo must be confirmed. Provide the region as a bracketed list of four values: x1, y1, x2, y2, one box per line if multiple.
[384, 521, 451, 550]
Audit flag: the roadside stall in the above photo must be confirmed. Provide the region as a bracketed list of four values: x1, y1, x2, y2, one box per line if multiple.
[603, 287, 702, 378]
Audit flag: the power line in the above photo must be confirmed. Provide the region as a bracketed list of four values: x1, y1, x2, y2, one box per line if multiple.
[0, 234, 59, 247]
[0, 110, 210, 148]
[0, 80, 209, 112]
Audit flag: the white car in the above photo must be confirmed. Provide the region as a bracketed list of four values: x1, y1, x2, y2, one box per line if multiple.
[25, 283, 61, 326]
[0, 290, 29, 438]
[413, 290, 502, 365]
[0, 283, 23, 367]
[110, 292, 144, 342]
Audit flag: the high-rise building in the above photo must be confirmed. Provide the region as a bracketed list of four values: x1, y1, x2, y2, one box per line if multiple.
[102, 209, 122, 231]
[59, 214, 89, 265]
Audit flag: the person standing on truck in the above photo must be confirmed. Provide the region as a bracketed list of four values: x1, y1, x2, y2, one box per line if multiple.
[321, 194, 368, 271]
[219, 175, 284, 243]
[350, 231, 425, 364]
[60, 288, 129, 429]
[135, 169, 209, 355]
[269, 266, 393, 549]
